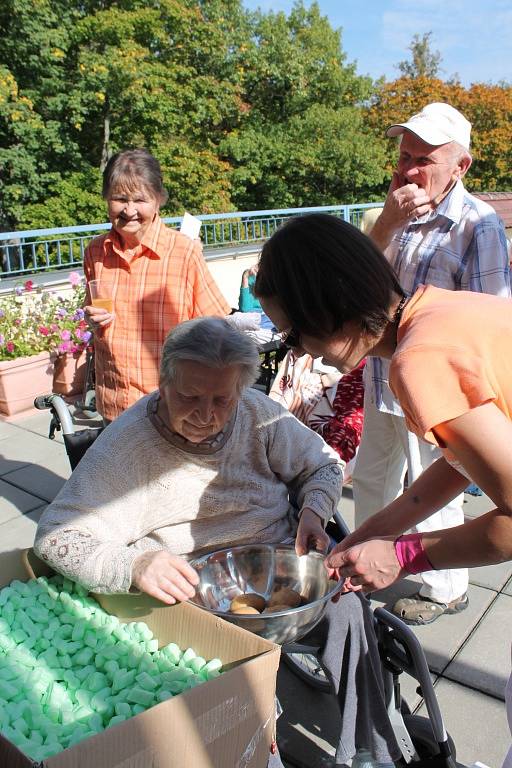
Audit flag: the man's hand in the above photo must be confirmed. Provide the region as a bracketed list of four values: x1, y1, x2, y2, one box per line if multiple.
[370, 172, 432, 250]
[325, 537, 405, 593]
[295, 508, 330, 556]
[131, 550, 200, 605]
[84, 304, 114, 331]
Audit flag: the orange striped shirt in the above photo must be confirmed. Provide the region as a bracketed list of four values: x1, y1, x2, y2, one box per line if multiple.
[84, 216, 230, 420]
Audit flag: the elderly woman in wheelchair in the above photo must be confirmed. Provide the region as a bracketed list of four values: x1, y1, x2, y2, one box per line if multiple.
[34, 317, 400, 767]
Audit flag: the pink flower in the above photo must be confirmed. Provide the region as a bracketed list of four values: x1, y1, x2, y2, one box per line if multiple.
[60, 329, 72, 341]
[69, 271, 82, 287]
[58, 341, 72, 354]
[6, 342, 15, 353]
[38, 326, 50, 336]
[50, 323, 59, 332]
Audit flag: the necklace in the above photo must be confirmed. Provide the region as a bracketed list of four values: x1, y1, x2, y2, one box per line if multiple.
[393, 295, 408, 325]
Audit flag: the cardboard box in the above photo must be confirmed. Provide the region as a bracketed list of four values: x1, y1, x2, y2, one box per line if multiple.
[0, 550, 281, 768]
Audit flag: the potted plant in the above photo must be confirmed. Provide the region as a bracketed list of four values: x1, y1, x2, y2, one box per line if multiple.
[44, 273, 92, 397]
[0, 274, 91, 415]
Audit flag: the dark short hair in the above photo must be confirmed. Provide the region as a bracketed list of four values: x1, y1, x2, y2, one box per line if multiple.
[254, 213, 404, 337]
[102, 149, 169, 205]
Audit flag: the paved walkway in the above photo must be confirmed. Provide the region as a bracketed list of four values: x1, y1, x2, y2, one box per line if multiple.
[1, 406, 511, 767]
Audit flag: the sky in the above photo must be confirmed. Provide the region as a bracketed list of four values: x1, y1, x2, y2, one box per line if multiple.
[242, 0, 512, 87]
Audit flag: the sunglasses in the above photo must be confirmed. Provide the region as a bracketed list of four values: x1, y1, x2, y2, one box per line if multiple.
[280, 327, 301, 350]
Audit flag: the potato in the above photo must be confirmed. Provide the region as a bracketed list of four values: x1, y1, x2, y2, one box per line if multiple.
[230, 593, 266, 613]
[268, 587, 301, 608]
[263, 604, 291, 614]
[230, 606, 261, 615]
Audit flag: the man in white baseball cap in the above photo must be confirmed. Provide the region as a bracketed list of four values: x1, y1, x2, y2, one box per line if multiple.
[352, 102, 510, 625]
[387, 102, 471, 150]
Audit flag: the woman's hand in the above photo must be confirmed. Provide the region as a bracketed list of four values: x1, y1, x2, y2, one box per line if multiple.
[131, 550, 199, 605]
[84, 304, 114, 331]
[325, 537, 404, 592]
[295, 508, 330, 556]
[241, 265, 258, 288]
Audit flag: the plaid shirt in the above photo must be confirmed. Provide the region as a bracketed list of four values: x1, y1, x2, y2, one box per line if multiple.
[366, 181, 511, 415]
[84, 216, 230, 420]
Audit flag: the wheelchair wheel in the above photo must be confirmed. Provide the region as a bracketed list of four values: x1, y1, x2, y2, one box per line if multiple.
[80, 389, 98, 419]
[403, 714, 456, 762]
[282, 650, 333, 694]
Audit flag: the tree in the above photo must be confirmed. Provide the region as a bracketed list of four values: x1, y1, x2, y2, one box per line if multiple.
[222, 1, 388, 209]
[396, 32, 442, 80]
[367, 76, 512, 193]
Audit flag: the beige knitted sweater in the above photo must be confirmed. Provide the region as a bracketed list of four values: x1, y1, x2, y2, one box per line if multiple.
[35, 389, 344, 593]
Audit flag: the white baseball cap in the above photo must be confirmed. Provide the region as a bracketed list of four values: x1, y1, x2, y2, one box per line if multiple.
[386, 102, 471, 150]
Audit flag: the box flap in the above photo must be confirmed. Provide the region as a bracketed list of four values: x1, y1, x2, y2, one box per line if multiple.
[0, 732, 34, 768]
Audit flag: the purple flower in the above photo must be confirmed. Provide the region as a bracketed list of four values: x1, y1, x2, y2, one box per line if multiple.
[0, 310, 4, 318]
[57, 307, 68, 318]
[81, 330, 92, 344]
[15, 286, 23, 296]
[0, 334, 4, 346]
[73, 308, 85, 321]
[60, 329, 72, 341]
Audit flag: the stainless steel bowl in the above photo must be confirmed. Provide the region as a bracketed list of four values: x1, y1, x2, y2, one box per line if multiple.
[190, 544, 343, 645]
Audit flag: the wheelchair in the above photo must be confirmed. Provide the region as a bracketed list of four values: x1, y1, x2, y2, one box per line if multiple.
[34, 393, 456, 767]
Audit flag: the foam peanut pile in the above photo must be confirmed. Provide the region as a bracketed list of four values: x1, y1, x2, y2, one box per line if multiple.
[0, 575, 223, 762]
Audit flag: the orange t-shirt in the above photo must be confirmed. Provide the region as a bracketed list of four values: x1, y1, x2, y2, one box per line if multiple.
[84, 216, 230, 420]
[389, 285, 512, 450]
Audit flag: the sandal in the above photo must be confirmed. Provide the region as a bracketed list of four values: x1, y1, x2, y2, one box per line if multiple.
[392, 591, 469, 625]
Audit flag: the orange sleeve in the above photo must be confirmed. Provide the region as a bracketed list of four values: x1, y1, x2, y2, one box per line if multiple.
[187, 241, 231, 318]
[390, 345, 497, 444]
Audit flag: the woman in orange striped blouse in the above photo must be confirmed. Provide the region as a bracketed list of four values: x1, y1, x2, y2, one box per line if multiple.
[84, 149, 230, 422]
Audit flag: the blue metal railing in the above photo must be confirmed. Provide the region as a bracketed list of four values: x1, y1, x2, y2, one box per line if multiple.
[0, 203, 383, 278]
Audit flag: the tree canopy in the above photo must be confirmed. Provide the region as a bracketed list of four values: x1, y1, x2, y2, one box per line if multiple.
[0, 3, 510, 232]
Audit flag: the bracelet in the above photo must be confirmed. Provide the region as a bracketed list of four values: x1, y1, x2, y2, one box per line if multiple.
[394, 533, 434, 575]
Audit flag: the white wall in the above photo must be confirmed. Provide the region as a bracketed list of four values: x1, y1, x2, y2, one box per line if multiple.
[207, 252, 260, 309]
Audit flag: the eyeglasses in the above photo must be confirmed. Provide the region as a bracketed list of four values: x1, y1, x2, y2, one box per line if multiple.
[280, 327, 301, 350]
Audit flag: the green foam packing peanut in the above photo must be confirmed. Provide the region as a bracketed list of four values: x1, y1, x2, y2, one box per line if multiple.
[0, 575, 224, 762]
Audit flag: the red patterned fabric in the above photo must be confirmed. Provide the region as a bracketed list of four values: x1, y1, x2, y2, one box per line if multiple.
[319, 361, 365, 465]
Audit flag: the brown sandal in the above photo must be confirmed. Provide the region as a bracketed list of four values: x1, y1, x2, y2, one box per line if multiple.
[392, 592, 469, 625]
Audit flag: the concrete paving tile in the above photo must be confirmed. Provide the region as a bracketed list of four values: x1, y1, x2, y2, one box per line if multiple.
[276, 662, 340, 767]
[0, 420, 22, 440]
[3, 462, 68, 502]
[469, 560, 512, 591]
[415, 678, 509, 767]
[0, 434, 70, 488]
[444, 593, 512, 700]
[0, 430, 69, 476]
[0, 479, 45, 523]
[371, 580, 496, 674]
[10, 410, 64, 442]
[0, 505, 45, 545]
[0, 507, 45, 581]
[502, 577, 512, 597]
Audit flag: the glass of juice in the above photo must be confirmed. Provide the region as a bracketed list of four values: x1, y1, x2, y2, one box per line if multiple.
[89, 279, 114, 313]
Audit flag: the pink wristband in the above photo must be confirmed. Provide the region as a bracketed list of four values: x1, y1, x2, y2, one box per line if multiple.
[394, 533, 434, 575]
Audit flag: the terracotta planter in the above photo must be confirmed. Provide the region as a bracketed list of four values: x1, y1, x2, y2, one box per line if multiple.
[0, 351, 54, 416]
[52, 350, 87, 397]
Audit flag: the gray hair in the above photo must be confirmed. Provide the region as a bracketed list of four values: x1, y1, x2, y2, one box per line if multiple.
[102, 148, 169, 205]
[160, 317, 261, 391]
